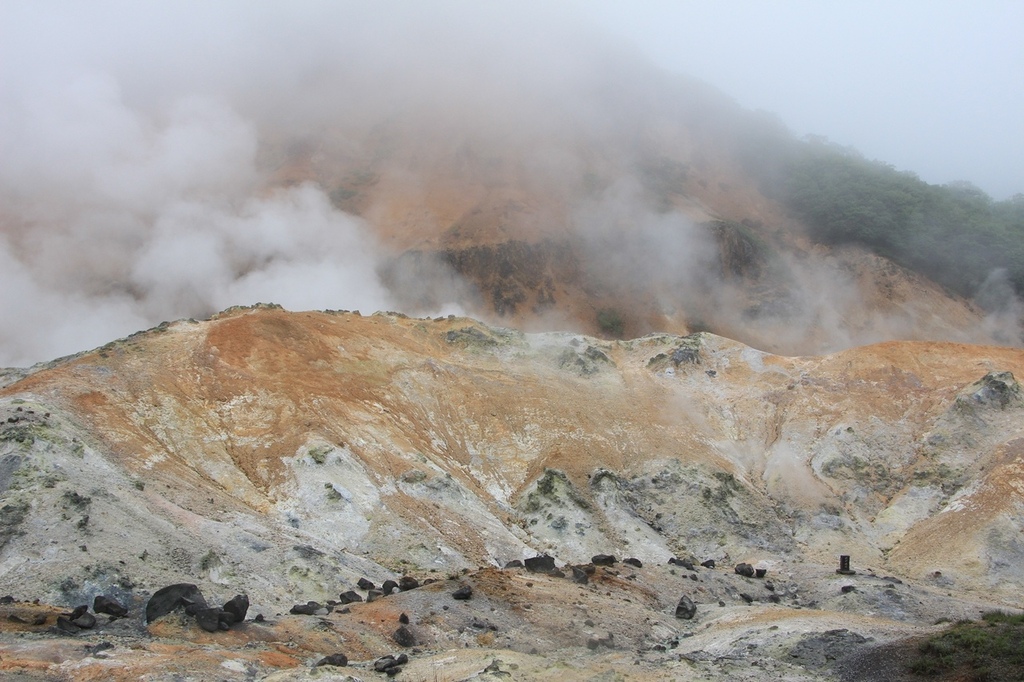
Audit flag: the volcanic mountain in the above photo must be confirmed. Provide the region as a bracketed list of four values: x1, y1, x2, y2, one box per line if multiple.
[1, 305, 1022, 679]
[1, 15, 1022, 678]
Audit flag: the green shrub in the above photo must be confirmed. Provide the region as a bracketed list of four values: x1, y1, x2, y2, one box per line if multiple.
[909, 611, 1024, 679]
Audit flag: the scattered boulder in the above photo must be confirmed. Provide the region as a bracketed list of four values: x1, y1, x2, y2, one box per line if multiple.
[71, 611, 96, 629]
[398, 612, 410, 624]
[146, 584, 207, 623]
[591, 554, 616, 566]
[393, 624, 417, 647]
[338, 590, 363, 604]
[55, 615, 80, 634]
[398, 576, 420, 591]
[623, 557, 642, 568]
[841, 585, 856, 594]
[571, 567, 589, 584]
[376, 651, 407, 671]
[452, 585, 473, 600]
[93, 595, 128, 618]
[222, 594, 249, 623]
[195, 607, 227, 632]
[674, 596, 697, 620]
[681, 559, 696, 571]
[381, 579, 399, 595]
[366, 589, 384, 602]
[755, 568, 767, 578]
[314, 653, 348, 668]
[586, 632, 615, 650]
[700, 560, 716, 569]
[357, 577, 375, 591]
[524, 555, 556, 573]
[67, 605, 88, 621]
[504, 560, 524, 569]
[289, 601, 322, 616]
[735, 563, 755, 578]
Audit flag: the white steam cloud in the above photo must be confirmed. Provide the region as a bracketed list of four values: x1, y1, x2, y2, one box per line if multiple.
[0, 67, 394, 367]
[1, 2, 1016, 366]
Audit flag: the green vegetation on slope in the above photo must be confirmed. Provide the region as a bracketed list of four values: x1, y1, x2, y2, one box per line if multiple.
[910, 611, 1024, 680]
[740, 121, 1024, 303]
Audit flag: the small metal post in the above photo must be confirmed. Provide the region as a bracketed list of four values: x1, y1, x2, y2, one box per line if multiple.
[836, 554, 855, 575]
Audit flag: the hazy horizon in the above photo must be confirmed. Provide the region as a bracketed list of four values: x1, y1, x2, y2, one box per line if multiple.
[584, 0, 1023, 200]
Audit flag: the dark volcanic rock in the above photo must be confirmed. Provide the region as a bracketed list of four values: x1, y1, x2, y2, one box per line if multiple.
[571, 567, 589, 584]
[735, 562, 755, 577]
[700, 559, 716, 569]
[195, 607, 225, 632]
[338, 590, 363, 604]
[289, 601, 322, 616]
[223, 594, 249, 623]
[381, 579, 399, 595]
[315, 653, 349, 667]
[524, 555, 556, 573]
[71, 611, 96, 629]
[452, 585, 473, 600]
[399, 612, 410, 624]
[591, 554, 617, 566]
[674, 596, 697, 620]
[146, 584, 207, 623]
[398, 576, 420, 591]
[504, 560, 524, 569]
[393, 624, 417, 647]
[623, 557, 643, 568]
[55, 615, 80, 634]
[93, 595, 128, 618]
[669, 557, 696, 570]
[357, 577, 375, 591]
[374, 653, 408, 676]
[366, 589, 384, 602]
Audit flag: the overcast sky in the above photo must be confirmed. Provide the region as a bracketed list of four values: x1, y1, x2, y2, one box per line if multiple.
[583, 0, 1024, 199]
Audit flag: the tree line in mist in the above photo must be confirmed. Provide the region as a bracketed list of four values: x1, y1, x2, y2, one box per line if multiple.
[741, 120, 1024, 307]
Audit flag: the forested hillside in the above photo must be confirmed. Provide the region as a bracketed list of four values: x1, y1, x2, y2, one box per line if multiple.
[741, 122, 1024, 303]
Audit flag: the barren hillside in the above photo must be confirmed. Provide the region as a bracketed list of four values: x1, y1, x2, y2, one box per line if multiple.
[2, 306, 1021, 679]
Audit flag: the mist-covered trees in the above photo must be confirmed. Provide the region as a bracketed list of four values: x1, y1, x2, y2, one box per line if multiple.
[746, 134, 1024, 302]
